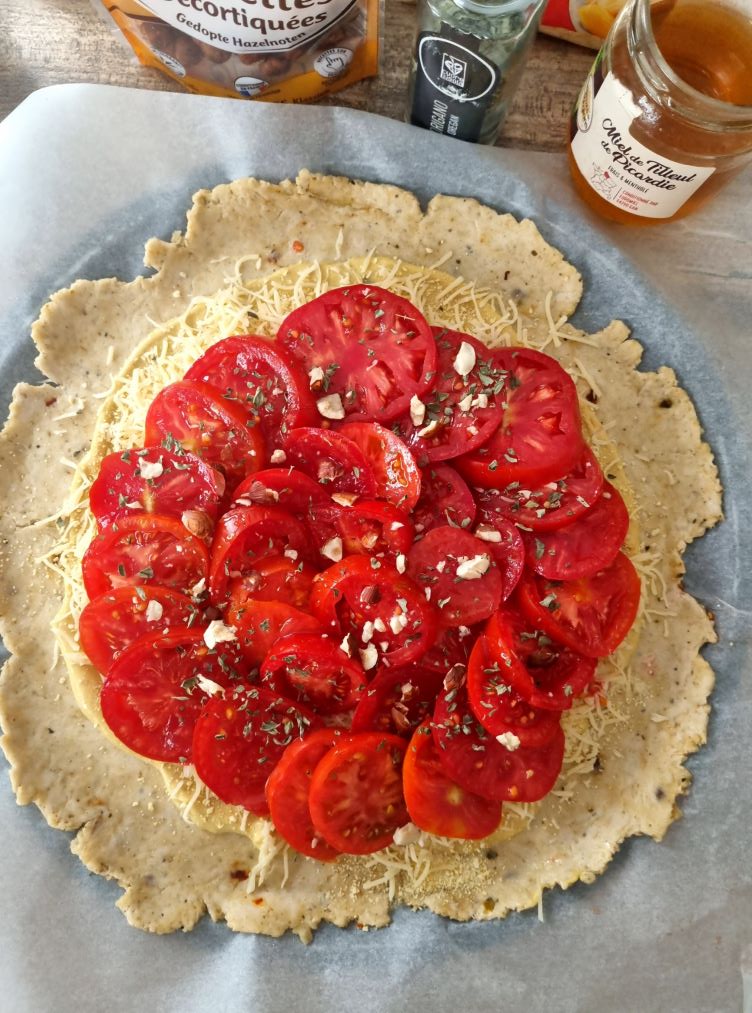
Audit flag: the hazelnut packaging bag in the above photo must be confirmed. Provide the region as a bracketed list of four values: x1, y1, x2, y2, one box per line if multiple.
[94, 0, 381, 101]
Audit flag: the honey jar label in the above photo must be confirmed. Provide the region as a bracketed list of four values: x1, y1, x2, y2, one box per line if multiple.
[571, 65, 715, 218]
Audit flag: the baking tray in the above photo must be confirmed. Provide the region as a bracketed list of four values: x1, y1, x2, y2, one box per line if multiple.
[0, 85, 750, 1013]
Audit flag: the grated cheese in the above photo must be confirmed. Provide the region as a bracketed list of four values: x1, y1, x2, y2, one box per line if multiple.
[47, 252, 655, 914]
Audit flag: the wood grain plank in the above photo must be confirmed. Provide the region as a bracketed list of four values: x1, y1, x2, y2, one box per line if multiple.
[1, 0, 594, 151]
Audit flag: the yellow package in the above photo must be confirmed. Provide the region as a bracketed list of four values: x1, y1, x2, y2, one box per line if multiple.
[540, 0, 626, 47]
[95, 0, 381, 101]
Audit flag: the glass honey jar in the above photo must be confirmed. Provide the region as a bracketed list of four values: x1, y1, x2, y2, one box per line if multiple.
[568, 0, 752, 223]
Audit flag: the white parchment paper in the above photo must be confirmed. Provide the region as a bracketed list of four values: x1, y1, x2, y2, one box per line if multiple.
[0, 85, 750, 1013]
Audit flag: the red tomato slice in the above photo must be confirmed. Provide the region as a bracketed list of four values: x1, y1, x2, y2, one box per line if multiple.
[456, 347, 584, 488]
[261, 633, 368, 714]
[404, 720, 502, 839]
[227, 597, 323, 666]
[192, 685, 318, 815]
[227, 555, 315, 610]
[308, 732, 409, 854]
[283, 427, 377, 498]
[484, 608, 598, 710]
[79, 586, 200, 675]
[82, 514, 209, 600]
[310, 556, 439, 667]
[412, 463, 476, 535]
[432, 682, 565, 803]
[473, 516, 525, 602]
[144, 379, 264, 491]
[419, 625, 475, 674]
[232, 467, 329, 518]
[100, 628, 248, 763]
[265, 729, 343, 861]
[351, 665, 445, 737]
[465, 634, 563, 745]
[474, 447, 605, 533]
[333, 500, 414, 559]
[208, 505, 310, 603]
[338, 422, 422, 510]
[524, 482, 629, 580]
[277, 285, 438, 422]
[516, 551, 641, 659]
[394, 330, 505, 464]
[89, 446, 223, 534]
[406, 526, 503, 628]
[184, 335, 317, 448]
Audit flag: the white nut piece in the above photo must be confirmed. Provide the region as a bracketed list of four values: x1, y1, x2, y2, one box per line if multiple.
[144, 599, 163, 623]
[196, 674, 225, 697]
[203, 620, 237, 650]
[456, 553, 491, 580]
[359, 644, 378, 671]
[409, 394, 426, 427]
[137, 456, 164, 480]
[321, 536, 343, 562]
[453, 340, 477, 377]
[496, 731, 521, 751]
[316, 393, 345, 420]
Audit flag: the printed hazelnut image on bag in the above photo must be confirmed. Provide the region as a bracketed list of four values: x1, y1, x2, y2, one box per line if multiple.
[95, 0, 381, 101]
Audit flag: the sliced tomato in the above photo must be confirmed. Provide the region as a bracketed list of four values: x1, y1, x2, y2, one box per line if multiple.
[432, 682, 565, 803]
[474, 447, 604, 532]
[261, 633, 367, 714]
[413, 463, 476, 535]
[277, 285, 437, 422]
[184, 334, 317, 447]
[283, 427, 377, 498]
[351, 665, 445, 737]
[484, 608, 598, 711]
[516, 551, 641, 659]
[82, 514, 209, 600]
[456, 347, 584, 488]
[338, 422, 422, 510]
[406, 526, 502, 628]
[208, 505, 310, 603]
[265, 729, 343, 860]
[144, 379, 264, 491]
[227, 597, 323, 666]
[308, 732, 409, 854]
[524, 482, 629, 580]
[473, 516, 525, 602]
[466, 634, 563, 744]
[79, 586, 200, 674]
[100, 628, 248, 763]
[394, 330, 505, 464]
[192, 685, 318, 815]
[89, 446, 223, 533]
[404, 720, 502, 839]
[226, 555, 315, 610]
[232, 467, 329, 518]
[419, 624, 475, 674]
[310, 556, 438, 667]
[333, 500, 414, 559]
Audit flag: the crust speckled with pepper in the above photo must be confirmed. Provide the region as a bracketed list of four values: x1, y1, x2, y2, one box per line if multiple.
[0, 172, 721, 940]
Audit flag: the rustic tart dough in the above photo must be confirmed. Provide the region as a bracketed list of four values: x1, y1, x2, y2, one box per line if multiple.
[0, 172, 721, 940]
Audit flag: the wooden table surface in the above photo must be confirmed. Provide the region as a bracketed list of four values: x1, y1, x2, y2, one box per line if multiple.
[2, 0, 594, 151]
